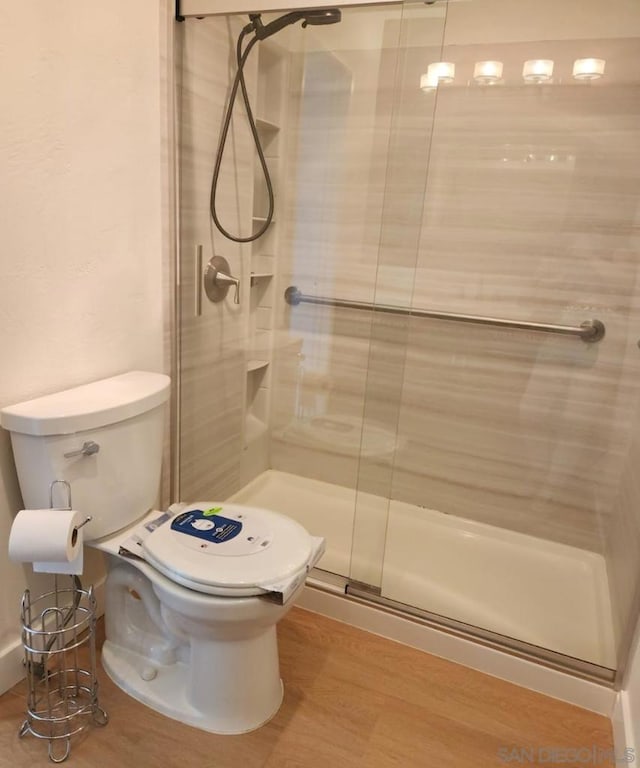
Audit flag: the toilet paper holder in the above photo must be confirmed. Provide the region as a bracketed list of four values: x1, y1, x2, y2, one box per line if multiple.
[71, 516, 91, 545]
[49, 480, 73, 510]
[48, 480, 92, 542]
[19, 579, 109, 762]
[16, 479, 106, 761]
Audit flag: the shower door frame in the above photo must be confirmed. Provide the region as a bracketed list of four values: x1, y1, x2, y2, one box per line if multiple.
[177, 0, 406, 20]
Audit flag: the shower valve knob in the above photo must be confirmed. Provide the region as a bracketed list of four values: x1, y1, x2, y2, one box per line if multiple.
[204, 255, 240, 305]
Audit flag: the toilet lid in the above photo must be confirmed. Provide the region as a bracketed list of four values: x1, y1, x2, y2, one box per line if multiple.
[142, 503, 314, 596]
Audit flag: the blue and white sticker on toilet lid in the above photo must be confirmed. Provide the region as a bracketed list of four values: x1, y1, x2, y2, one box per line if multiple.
[168, 506, 273, 557]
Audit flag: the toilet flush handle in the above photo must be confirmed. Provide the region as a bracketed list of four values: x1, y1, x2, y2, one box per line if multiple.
[64, 440, 100, 459]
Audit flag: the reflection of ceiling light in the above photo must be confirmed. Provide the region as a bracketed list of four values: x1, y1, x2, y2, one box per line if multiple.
[428, 61, 455, 84]
[419, 71, 439, 91]
[473, 61, 503, 85]
[420, 62, 455, 91]
[522, 59, 554, 83]
[572, 58, 605, 80]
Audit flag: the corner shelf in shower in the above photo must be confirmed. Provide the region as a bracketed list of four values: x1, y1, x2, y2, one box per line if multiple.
[246, 359, 269, 373]
[255, 117, 280, 133]
[254, 119, 280, 160]
[250, 272, 273, 286]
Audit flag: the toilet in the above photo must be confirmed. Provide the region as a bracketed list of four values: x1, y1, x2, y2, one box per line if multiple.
[1, 371, 323, 735]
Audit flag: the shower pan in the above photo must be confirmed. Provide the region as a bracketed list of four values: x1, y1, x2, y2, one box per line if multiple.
[175, 0, 640, 688]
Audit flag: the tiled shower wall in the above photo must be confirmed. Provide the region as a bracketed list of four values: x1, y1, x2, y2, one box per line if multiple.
[178, 16, 256, 501]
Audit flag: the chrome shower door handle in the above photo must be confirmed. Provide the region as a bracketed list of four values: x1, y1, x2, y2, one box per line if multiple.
[203, 255, 241, 305]
[194, 245, 203, 316]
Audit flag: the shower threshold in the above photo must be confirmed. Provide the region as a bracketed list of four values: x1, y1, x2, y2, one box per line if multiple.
[228, 469, 616, 680]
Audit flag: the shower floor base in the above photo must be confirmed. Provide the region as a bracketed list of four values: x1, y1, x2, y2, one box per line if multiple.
[229, 470, 616, 669]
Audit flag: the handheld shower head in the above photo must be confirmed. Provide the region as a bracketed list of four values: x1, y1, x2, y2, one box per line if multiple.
[248, 8, 341, 41]
[302, 8, 342, 27]
[212, 7, 341, 242]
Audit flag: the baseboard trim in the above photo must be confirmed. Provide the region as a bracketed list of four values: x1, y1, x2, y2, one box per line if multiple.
[298, 584, 616, 717]
[613, 692, 637, 763]
[0, 576, 106, 696]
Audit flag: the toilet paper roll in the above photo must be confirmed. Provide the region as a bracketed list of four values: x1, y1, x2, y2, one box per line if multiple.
[9, 509, 85, 575]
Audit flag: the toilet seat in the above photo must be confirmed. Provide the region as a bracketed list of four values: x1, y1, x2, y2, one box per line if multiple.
[142, 502, 314, 597]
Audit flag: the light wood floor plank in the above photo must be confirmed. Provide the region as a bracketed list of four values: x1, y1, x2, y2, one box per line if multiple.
[0, 606, 613, 768]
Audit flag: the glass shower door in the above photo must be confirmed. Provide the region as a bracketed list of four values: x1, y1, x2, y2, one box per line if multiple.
[349, 0, 449, 590]
[268, 2, 448, 580]
[352, 0, 640, 674]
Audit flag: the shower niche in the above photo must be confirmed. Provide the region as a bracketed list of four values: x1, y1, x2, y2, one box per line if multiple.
[243, 37, 288, 484]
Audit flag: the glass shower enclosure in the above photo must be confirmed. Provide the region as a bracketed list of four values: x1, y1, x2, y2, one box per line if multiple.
[175, 0, 640, 682]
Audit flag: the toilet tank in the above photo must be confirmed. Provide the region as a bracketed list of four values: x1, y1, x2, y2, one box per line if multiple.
[0, 371, 170, 542]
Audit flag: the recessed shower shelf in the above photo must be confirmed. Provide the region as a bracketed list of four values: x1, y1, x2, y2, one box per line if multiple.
[250, 272, 274, 286]
[247, 360, 269, 373]
[255, 117, 280, 133]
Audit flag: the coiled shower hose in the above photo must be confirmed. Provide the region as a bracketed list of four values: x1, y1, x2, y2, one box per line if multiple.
[210, 26, 274, 243]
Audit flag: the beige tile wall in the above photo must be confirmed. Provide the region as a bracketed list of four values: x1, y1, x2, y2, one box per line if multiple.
[177, 15, 256, 502]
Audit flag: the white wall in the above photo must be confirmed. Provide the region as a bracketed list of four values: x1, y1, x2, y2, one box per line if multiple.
[0, 1, 167, 693]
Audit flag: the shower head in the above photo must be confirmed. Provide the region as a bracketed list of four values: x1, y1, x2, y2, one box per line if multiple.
[301, 8, 342, 27]
[248, 8, 342, 41]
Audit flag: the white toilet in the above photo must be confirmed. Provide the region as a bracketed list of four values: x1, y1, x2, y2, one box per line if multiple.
[1, 371, 323, 735]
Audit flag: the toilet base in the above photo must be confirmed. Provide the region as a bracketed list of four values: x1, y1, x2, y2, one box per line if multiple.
[101, 641, 284, 734]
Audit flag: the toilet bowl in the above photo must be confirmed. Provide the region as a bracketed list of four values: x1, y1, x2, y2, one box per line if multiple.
[0, 371, 323, 734]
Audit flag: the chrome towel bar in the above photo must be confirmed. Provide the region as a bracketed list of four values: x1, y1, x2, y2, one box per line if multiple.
[284, 287, 605, 343]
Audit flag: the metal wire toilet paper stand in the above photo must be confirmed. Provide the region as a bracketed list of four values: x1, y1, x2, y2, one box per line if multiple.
[18, 481, 108, 762]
